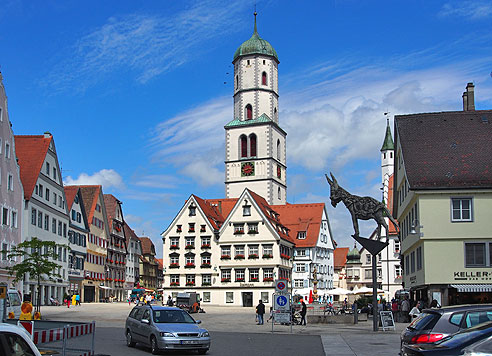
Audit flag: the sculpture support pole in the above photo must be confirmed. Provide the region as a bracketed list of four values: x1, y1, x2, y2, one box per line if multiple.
[372, 253, 378, 332]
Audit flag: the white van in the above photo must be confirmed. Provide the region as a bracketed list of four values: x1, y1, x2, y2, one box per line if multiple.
[0, 290, 22, 320]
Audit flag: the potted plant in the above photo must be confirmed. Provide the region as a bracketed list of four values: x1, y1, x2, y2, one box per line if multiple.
[248, 254, 258, 259]
[234, 254, 245, 260]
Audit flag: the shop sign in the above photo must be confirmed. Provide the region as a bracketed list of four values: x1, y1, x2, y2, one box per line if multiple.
[453, 271, 492, 281]
[409, 276, 416, 284]
[240, 283, 254, 287]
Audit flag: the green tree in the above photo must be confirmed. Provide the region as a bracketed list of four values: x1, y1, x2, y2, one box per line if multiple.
[3, 237, 68, 312]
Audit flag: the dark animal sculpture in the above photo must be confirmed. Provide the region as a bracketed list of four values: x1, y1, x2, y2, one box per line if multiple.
[325, 173, 399, 240]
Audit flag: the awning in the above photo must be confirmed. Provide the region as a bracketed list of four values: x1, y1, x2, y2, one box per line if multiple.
[450, 284, 492, 292]
[98, 285, 111, 290]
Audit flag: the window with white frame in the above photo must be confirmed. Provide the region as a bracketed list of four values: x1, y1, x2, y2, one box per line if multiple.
[201, 237, 210, 247]
[465, 243, 487, 267]
[451, 198, 473, 222]
[262, 244, 273, 256]
[202, 274, 211, 285]
[347, 269, 353, 278]
[297, 231, 306, 239]
[235, 245, 245, 257]
[221, 269, 231, 281]
[249, 268, 259, 281]
[170, 237, 179, 247]
[395, 240, 400, 253]
[234, 223, 244, 234]
[247, 223, 258, 233]
[395, 265, 402, 278]
[170, 275, 179, 284]
[235, 269, 245, 281]
[248, 245, 258, 256]
[261, 292, 269, 303]
[297, 249, 306, 256]
[226, 292, 234, 303]
[186, 275, 195, 285]
[37, 211, 42, 228]
[31, 208, 36, 225]
[221, 246, 231, 257]
[364, 269, 372, 279]
[295, 263, 306, 273]
[201, 255, 211, 265]
[203, 292, 210, 302]
[294, 279, 304, 288]
[185, 255, 195, 265]
[353, 269, 360, 279]
[263, 268, 273, 280]
[170, 255, 179, 264]
[185, 237, 195, 248]
[11, 211, 17, 228]
[5, 142, 10, 159]
[2, 207, 8, 226]
[366, 254, 371, 264]
[243, 205, 251, 216]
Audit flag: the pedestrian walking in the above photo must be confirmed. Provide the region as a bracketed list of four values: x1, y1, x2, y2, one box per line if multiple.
[300, 299, 307, 326]
[167, 295, 174, 306]
[256, 300, 265, 325]
[267, 307, 273, 323]
[401, 297, 410, 322]
[391, 299, 399, 322]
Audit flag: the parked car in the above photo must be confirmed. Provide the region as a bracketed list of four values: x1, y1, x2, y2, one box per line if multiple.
[0, 322, 42, 356]
[402, 321, 492, 355]
[125, 305, 210, 355]
[0, 289, 22, 320]
[401, 304, 492, 352]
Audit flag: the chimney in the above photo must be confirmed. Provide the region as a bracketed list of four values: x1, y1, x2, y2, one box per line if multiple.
[466, 82, 475, 111]
[462, 91, 468, 111]
[218, 201, 222, 214]
[44, 131, 52, 138]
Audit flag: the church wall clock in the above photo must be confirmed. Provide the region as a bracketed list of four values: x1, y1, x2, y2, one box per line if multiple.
[241, 162, 255, 176]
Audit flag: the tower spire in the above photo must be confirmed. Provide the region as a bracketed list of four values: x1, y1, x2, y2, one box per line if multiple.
[254, 10, 258, 34]
[380, 116, 394, 152]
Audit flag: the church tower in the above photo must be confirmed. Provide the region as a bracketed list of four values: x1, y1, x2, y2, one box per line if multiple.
[381, 117, 394, 204]
[225, 13, 286, 205]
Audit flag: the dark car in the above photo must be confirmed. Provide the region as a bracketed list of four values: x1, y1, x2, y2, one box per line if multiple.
[402, 321, 492, 355]
[125, 305, 210, 354]
[401, 304, 492, 352]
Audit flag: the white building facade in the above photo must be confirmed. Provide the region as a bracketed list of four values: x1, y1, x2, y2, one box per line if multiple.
[0, 73, 24, 291]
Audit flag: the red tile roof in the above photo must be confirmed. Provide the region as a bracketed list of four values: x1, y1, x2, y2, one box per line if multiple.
[64, 186, 79, 210]
[139, 237, 155, 255]
[193, 195, 229, 230]
[156, 258, 163, 269]
[124, 222, 139, 244]
[14, 135, 51, 200]
[78, 185, 102, 224]
[247, 190, 293, 243]
[334, 247, 349, 268]
[203, 198, 238, 223]
[104, 194, 120, 225]
[395, 110, 492, 189]
[272, 203, 325, 247]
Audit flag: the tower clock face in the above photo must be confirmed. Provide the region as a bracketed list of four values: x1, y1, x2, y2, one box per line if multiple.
[241, 162, 255, 176]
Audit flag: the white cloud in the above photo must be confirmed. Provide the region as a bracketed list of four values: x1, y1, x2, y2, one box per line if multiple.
[133, 174, 180, 189]
[439, 1, 492, 19]
[45, 0, 249, 92]
[64, 169, 124, 189]
[150, 96, 230, 186]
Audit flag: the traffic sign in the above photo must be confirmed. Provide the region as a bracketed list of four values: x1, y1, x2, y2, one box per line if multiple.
[274, 311, 291, 323]
[275, 280, 287, 293]
[274, 294, 290, 311]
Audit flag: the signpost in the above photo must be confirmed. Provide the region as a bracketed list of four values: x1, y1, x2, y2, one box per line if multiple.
[272, 287, 292, 333]
[379, 311, 395, 331]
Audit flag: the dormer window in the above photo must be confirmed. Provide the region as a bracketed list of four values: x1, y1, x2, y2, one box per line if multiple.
[297, 231, 306, 240]
[176, 225, 182, 233]
[189, 204, 196, 216]
[188, 223, 195, 232]
[243, 204, 251, 216]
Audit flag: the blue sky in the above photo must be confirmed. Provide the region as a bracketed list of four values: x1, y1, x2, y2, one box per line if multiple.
[1, 0, 492, 257]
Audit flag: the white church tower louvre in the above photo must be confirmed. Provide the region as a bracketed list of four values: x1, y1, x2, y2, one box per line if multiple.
[224, 12, 286, 205]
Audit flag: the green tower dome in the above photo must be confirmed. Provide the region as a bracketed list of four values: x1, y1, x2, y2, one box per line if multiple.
[346, 245, 361, 264]
[233, 13, 278, 62]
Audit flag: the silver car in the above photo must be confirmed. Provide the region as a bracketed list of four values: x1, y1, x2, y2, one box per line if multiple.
[125, 305, 210, 354]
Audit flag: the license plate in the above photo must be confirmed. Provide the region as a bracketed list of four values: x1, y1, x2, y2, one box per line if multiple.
[181, 340, 199, 345]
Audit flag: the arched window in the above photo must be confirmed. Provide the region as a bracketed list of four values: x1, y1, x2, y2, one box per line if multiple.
[262, 72, 267, 85]
[236, 75, 238, 89]
[240, 135, 248, 158]
[277, 139, 281, 160]
[245, 104, 253, 120]
[249, 134, 257, 157]
[278, 187, 281, 200]
[274, 107, 278, 120]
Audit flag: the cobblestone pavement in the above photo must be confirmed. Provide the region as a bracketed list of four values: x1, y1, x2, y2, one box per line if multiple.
[38, 303, 405, 355]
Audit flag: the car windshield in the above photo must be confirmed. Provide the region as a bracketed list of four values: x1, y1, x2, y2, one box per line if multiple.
[435, 322, 492, 348]
[153, 310, 195, 324]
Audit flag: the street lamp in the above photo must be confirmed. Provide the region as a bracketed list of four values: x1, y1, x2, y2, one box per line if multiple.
[410, 220, 423, 236]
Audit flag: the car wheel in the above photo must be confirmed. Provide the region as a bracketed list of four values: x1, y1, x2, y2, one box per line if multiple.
[150, 335, 159, 355]
[126, 330, 136, 347]
[197, 349, 209, 355]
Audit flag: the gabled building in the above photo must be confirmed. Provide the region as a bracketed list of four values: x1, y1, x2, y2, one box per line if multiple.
[156, 258, 164, 290]
[139, 237, 158, 290]
[334, 247, 349, 289]
[64, 186, 89, 297]
[161, 189, 297, 307]
[16, 133, 70, 304]
[79, 185, 110, 302]
[124, 222, 141, 293]
[0, 73, 24, 290]
[104, 194, 128, 301]
[394, 83, 492, 306]
[275, 203, 335, 302]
